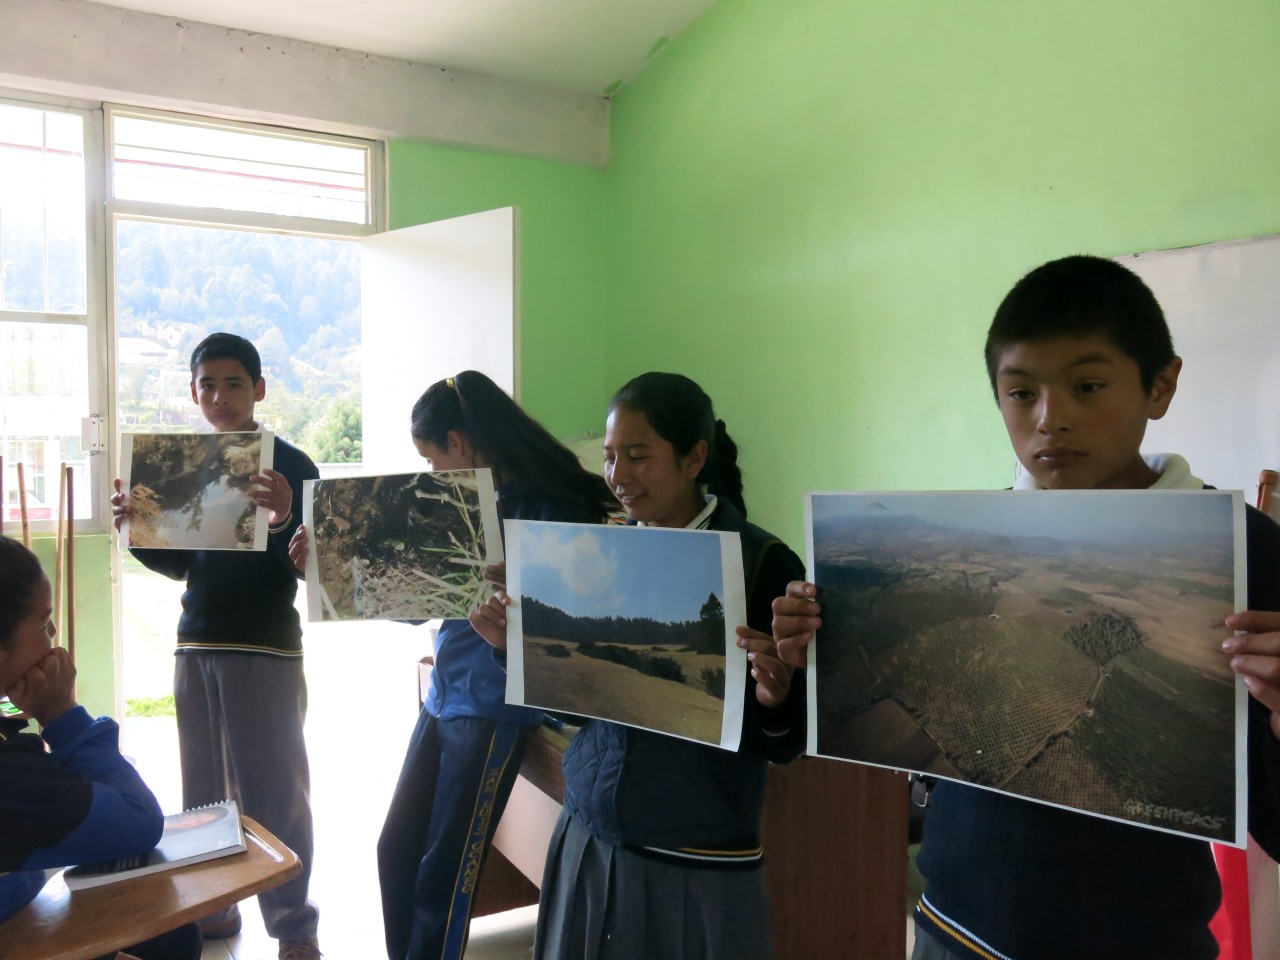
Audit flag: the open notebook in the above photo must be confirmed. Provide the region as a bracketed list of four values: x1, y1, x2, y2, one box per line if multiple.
[63, 799, 246, 890]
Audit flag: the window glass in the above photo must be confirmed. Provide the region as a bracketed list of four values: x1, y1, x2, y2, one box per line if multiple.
[1, 322, 90, 524]
[0, 103, 87, 313]
[116, 219, 362, 461]
[112, 115, 369, 223]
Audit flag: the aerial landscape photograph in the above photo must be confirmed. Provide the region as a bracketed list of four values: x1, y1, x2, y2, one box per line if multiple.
[809, 490, 1242, 842]
[507, 521, 745, 748]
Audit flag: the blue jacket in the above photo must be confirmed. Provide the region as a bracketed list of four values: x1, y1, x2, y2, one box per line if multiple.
[0, 707, 164, 923]
[561, 499, 806, 851]
[426, 480, 608, 725]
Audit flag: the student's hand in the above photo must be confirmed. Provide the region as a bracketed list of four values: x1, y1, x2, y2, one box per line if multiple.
[772, 581, 822, 669]
[5, 647, 77, 727]
[1225, 611, 1280, 738]
[737, 626, 793, 708]
[249, 468, 293, 528]
[470, 591, 513, 651]
[288, 524, 310, 575]
[110, 478, 132, 534]
[483, 563, 507, 590]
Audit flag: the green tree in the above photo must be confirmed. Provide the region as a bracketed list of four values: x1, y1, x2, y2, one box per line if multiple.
[305, 395, 362, 464]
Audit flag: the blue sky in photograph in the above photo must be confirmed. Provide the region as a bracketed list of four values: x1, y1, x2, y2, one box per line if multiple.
[519, 524, 726, 622]
[811, 490, 1234, 551]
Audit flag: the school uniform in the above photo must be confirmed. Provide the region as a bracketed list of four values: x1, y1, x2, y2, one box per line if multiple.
[535, 496, 806, 960]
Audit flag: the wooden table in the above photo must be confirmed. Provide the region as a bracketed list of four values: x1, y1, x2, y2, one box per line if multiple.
[0, 816, 300, 960]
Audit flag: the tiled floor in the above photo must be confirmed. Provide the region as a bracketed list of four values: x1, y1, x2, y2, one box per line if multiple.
[124, 618, 540, 960]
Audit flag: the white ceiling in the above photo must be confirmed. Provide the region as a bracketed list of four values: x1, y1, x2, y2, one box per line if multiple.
[88, 0, 718, 95]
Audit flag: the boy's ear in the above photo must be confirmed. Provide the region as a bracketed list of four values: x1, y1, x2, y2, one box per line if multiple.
[1147, 356, 1182, 421]
[189, 380, 198, 404]
[253, 378, 266, 402]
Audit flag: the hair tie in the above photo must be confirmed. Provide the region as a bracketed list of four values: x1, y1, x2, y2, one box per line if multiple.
[446, 377, 456, 390]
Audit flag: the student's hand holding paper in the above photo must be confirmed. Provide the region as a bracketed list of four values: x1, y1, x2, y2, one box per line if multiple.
[1225, 610, 1280, 738]
[249, 467, 292, 527]
[288, 524, 310, 575]
[736, 626, 792, 707]
[772, 581, 822, 669]
[470, 591, 513, 651]
[6, 647, 77, 726]
[483, 563, 507, 590]
[110, 478, 132, 533]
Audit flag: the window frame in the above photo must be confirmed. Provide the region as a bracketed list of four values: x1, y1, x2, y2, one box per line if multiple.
[0, 91, 108, 533]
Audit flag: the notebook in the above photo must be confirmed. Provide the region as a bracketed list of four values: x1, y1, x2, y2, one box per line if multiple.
[63, 798, 246, 890]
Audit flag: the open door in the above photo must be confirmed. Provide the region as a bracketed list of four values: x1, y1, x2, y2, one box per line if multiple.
[361, 207, 519, 472]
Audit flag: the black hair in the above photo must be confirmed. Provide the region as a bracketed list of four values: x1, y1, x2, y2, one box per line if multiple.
[190, 333, 263, 383]
[984, 255, 1176, 401]
[0, 536, 45, 647]
[608, 372, 748, 518]
[411, 371, 614, 520]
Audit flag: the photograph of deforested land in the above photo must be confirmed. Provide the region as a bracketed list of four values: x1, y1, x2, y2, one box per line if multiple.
[122, 431, 271, 551]
[810, 490, 1243, 843]
[303, 469, 501, 621]
[506, 521, 747, 748]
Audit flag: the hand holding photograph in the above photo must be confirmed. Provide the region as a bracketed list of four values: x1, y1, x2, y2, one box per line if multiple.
[302, 468, 502, 621]
[806, 489, 1246, 845]
[504, 520, 748, 750]
[121, 431, 272, 551]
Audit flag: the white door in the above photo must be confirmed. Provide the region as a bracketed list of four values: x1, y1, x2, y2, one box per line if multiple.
[361, 206, 519, 473]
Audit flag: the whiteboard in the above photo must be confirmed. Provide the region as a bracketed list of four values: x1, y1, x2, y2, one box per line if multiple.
[1120, 235, 1280, 502]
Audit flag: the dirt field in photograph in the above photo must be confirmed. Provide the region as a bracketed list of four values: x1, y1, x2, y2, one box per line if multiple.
[813, 519, 1236, 840]
[522, 636, 724, 744]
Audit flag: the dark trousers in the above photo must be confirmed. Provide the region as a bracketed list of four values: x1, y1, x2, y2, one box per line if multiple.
[93, 921, 202, 960]
[377, 712, 528, 960]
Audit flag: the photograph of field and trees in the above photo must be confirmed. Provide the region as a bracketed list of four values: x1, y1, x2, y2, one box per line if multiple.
[810, 490, 1243, 843]
[303, 468, 501, 622]
[122, 431, 270, 550]
[506, 521, 747, 748]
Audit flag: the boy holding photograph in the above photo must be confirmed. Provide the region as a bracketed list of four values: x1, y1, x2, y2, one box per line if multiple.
[111, 333, 321, 960]
[774, 255, 1280, 959]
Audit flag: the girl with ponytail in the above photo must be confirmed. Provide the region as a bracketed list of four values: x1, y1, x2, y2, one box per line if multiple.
[474, 371, 806, 960]
[368, 370, 613, 960]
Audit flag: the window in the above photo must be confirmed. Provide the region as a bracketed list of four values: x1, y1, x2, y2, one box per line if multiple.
[108, 108, 379, 468]
[0, 98, 99, 527]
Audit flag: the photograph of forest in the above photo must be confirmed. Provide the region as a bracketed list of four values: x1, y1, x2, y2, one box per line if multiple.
[122, 431, 271, 550]
[505, 521, 748, 749]
[303, 469, 502, 622]
[808, 490, 1244, 844]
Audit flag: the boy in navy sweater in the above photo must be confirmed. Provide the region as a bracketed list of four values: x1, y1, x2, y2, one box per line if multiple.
[112, 333, 321, 960]
[774, 255, 1280, 959]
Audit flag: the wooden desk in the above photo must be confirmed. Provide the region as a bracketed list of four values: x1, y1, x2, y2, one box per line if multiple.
[0, 816, 300, 960]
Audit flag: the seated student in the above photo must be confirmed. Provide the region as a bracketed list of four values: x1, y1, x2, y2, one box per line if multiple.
[773, 255, 1280, 960]
[472, 372, 805, 960]
[0, 535, 201, 960]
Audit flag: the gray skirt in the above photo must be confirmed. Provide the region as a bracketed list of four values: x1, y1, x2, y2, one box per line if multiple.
[534, 810, 775, 960]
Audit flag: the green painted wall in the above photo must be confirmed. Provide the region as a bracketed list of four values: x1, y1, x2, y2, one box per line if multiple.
[605, 0, 1280, 549]
[388, 140, 610, 440]
[26, 534, 115, 720]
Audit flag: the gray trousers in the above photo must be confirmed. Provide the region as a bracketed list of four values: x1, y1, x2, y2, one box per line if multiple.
[175, 651, 319, 941]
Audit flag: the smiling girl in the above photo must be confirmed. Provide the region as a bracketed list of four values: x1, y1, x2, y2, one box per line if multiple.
[473, 371, 805, 960]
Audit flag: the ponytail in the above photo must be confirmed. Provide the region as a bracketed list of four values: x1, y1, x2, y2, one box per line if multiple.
[608, 373, 748, 518]
[410, 371, 614, 520]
